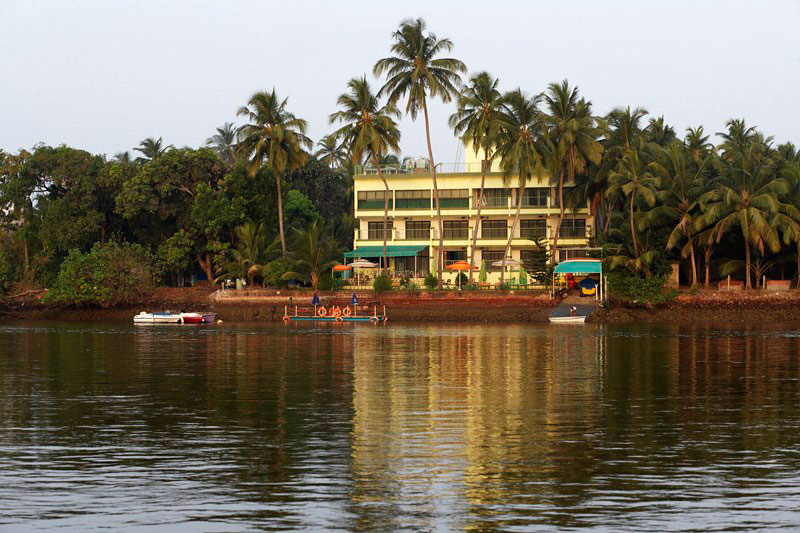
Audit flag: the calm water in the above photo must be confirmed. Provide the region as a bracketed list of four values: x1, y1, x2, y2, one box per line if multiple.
[1, 321, 800, 531]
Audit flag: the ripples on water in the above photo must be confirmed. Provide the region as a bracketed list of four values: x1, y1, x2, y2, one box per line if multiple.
[1, 321, 800, 531]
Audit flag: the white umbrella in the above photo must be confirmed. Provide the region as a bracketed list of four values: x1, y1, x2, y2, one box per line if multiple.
[349, 260, 378, 286]
[349, 260, 378, 268]
[492, 259, 523, 267]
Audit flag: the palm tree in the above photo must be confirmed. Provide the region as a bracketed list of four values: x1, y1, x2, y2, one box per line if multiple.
[685, 126, 713, 165]
[495, 90, 546, 285]
[329, 76, 401, 275]
[605, 106, 649, 156]
[645, 116, 677, 146]
[374, 17, 466, 288]
[646, 143, 709, 286]
[206, 123, 238, 165]
[114, 151, 132, 164]
[236, 89, 311, 257]
[697, 134, 786, 289]
[449, 71, 506, 282]
[214, 221, 277, 286]
[543, 80, 604, 256]
[315, 134, 347, 170]
[134, 137, 172, 162]
[717, 118, 757, 159]
[282, 220, 338, 291]
[606, 149, 660, 257]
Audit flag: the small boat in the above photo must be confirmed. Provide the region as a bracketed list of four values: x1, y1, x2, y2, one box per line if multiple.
[178, 312, 204, 324]
[200, 312, 217, 323]
[549, 315, 587, 324]
[134, 311, 182, 324]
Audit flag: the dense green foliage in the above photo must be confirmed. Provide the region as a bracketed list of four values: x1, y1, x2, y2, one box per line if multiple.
[372, 273, 392, 293]
[607, 270, 677, 306]
[45, 241, 155, 307]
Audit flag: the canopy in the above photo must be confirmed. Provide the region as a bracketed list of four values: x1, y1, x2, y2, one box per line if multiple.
[554, 258, 602, 275]
[349, 260, 377, 268]
[344, 245, 428, 258]
[446, 261, 477, 271]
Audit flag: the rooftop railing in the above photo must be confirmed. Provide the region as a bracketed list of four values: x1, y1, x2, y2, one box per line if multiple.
[355, 162, 486, 175]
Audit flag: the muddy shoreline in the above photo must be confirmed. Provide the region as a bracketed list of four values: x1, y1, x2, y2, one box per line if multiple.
[5, 287, 800, 324]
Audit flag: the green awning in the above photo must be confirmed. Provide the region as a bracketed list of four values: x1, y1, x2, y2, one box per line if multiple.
[554, 259, 602, 274]
[344, 245, 428, 258]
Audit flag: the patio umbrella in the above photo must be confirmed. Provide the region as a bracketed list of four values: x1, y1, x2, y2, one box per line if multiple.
[332, 264, 352, 272]
[445, 261, 476, 289]
[478, 260, 488, 283]
[312, 292, 320, 305]
[349, 260, 377, 286]
[491, 258, 523, 268]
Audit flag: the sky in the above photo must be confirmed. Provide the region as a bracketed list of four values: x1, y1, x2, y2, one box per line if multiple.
[1, 0, 799, 163]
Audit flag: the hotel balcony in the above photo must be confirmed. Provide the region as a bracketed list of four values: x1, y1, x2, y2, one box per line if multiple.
[354, 225, 591, 245]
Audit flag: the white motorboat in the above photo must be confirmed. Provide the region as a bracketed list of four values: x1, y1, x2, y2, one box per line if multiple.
[549, 315, 587, 324]
[133, 311, 183, 324]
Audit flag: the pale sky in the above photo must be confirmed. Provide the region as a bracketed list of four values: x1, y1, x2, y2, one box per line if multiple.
[1, 0, 799, 164]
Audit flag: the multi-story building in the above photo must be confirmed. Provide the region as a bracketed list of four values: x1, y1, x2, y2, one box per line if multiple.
[346, 147, 595, 283]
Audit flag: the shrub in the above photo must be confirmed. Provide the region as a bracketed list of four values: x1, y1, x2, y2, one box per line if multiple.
[317, 270, 335, 291]
[423, 272, 437, 290]
[373, 273, 392, 293]
[0, 249, 14, 294]
[45, 240, 155, 307]
[456, 272, 468, 287]
[262, 258, 293, 288]
[464, 283, 479, 291]
[498, 281, 512, 291]
[607, 269, 677, 306]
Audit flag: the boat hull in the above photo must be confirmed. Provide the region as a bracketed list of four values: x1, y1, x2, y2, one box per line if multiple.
[549, 316, 587, 324]
[134, 313, 182, 324]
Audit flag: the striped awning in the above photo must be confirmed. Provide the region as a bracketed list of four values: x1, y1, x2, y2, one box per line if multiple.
[344, 245, 428, 259]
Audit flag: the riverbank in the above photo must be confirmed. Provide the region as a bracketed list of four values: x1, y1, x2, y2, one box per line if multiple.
[5, 287, 800, 324]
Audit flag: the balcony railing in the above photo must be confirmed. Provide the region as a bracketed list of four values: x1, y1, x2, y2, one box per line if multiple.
[480, 227, 508, 239]
[396, 229, 431, 240]
[356, 224, 591, 242]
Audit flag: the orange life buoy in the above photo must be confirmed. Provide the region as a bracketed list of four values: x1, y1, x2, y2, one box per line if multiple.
[318, 306, 327, 317]
[342, 307, 352, 317]
[332, 306, 341, 317]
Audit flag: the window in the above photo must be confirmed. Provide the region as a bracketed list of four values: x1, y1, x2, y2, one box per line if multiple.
[559, 218, 587, 238]
[358, 190, 392, 210]
[395, 190, 431, 209]
[522, 188, 548, 207]
[367, 221, 392, 240]
[443, 220, 468, 239]
[481, 250, 506, 271]
[403, 220, 430, 240]
[445, 250, 467, 265]
[395, 254, 429, 275]
[481, 188, 510, 207]
[520, 219, 546, 240]
[481, 220, 507, 239]
[439, 189, 469, 209]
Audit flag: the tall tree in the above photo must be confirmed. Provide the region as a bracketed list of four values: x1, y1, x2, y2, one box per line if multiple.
[645, 143, 709, 285]
[329, 76, 401, 274]
[374, 17, 466, 288]
[449, 71, 506, 282]
[237, 89, 311, 257]
[543, 80, 603, 256]
[494, 90, 545, 285]
[606, 149, 660, 257]
[697, 131, 785, 289]
[206, 123, 238, 165]
[134, 137, 172, 162]
[314, 134, 347, 170]
[685, 126, 713, 165]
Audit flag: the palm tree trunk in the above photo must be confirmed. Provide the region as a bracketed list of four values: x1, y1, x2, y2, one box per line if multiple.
[688, 238, 698, 287]
[796, 243, 800, 288]
[552, 161, 566, 262]
[374, 155, 390, 276]
[629, 192, 639, 257]
[422, 96, 444, 289]
[468, 155, 488, 283]
[744, 243, 751, 289]
[501, 186, 525, 285]
[276, 172, 287, 257]
[705, 250, 711, 289]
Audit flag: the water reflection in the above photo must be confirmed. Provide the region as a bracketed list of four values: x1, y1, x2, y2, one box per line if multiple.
[1, 322, 799, 530]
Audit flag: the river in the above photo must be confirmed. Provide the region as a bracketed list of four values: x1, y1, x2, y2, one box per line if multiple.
[1, 321, 799, 531]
